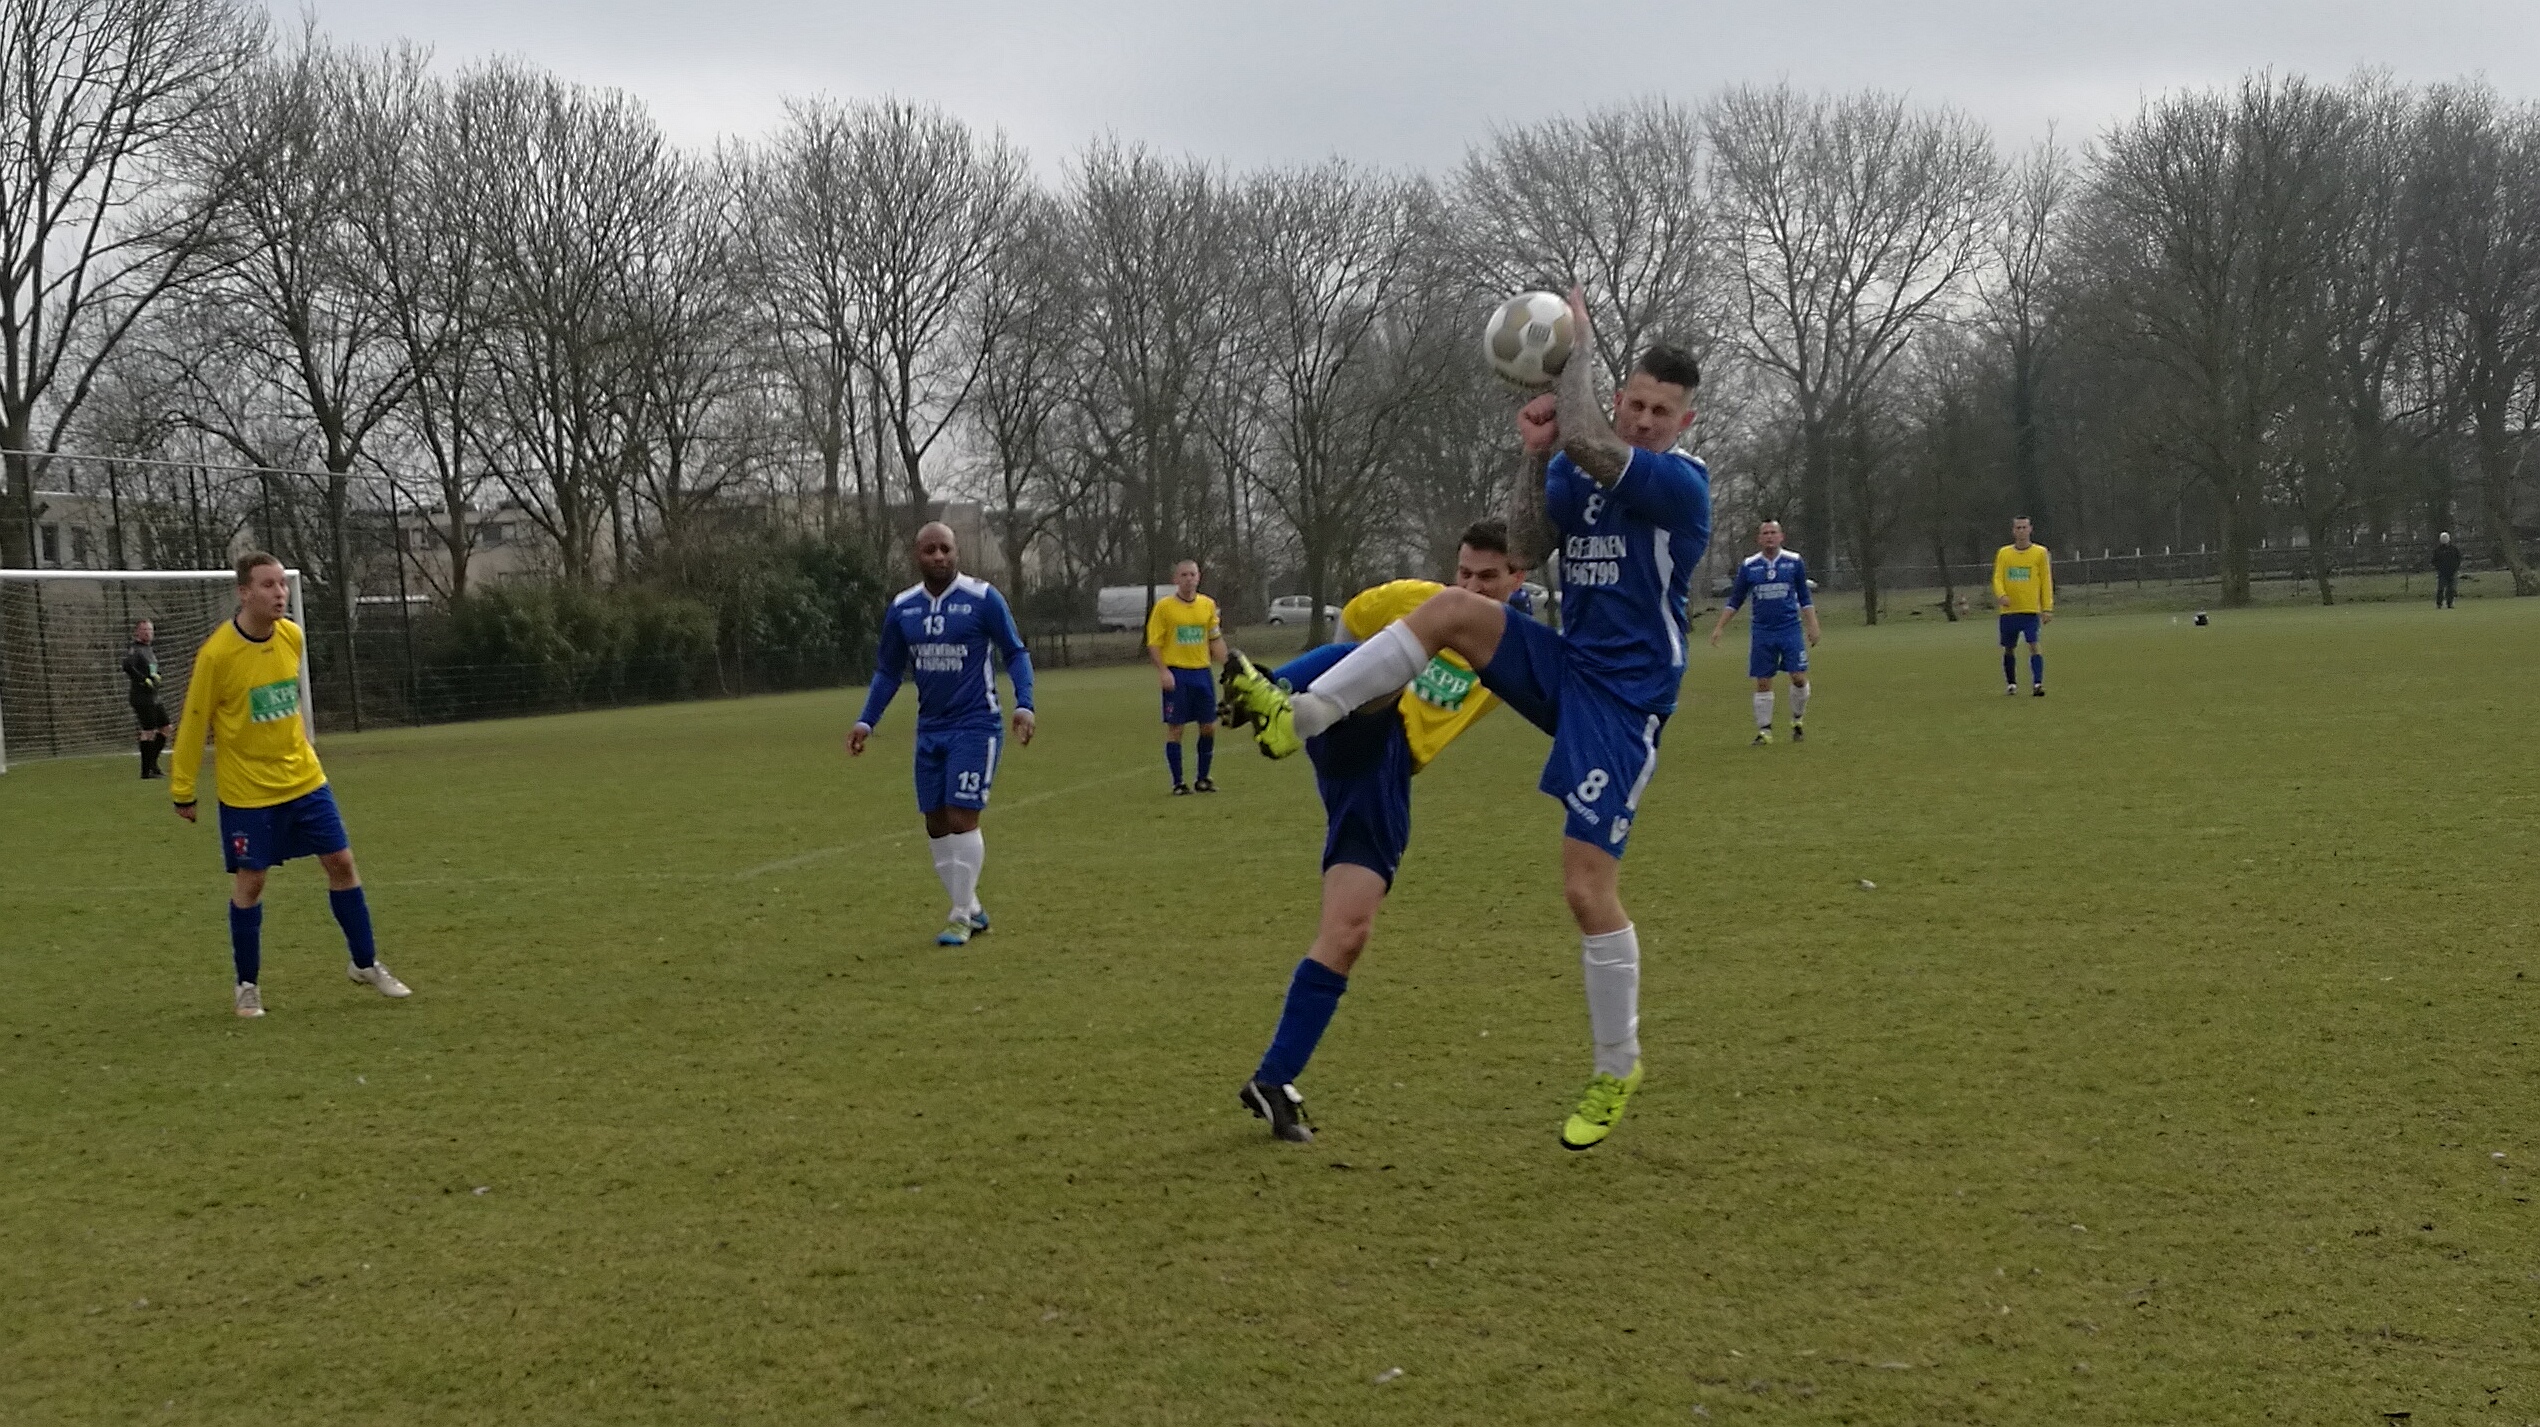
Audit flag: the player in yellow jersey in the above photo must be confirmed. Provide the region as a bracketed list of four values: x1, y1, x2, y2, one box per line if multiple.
[1146, 559, 1227, 793]
[1216, 519, 1529, 1142]
[169, 553, 410, 1018]
[1991, 516, 2054, 697]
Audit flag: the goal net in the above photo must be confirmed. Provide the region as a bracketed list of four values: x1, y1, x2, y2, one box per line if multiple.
[0, 569, 309, 772]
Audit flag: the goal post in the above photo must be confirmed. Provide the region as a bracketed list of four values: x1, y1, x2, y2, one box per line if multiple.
[0, 568, 309, 773]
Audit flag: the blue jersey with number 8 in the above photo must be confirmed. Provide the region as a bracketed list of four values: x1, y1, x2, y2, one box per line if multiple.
[1545, 448, 1712, 714]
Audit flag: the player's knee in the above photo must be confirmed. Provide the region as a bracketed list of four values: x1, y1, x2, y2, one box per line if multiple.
[231, 870, 267, 906]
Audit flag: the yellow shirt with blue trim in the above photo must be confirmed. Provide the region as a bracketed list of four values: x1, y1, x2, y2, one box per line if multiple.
[1992, 543, 2054, 614]
[1341, 580, 1499, 772]
[1146, 594, 1222, 669]
[167, 617, 327, 809]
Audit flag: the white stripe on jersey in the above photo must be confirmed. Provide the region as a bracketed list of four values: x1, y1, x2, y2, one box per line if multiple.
[1652, 527, 1683, 668]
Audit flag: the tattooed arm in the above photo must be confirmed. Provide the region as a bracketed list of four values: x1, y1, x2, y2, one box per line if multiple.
[1506, 395, 1558, 570]
[1553, 286, 1631, 487]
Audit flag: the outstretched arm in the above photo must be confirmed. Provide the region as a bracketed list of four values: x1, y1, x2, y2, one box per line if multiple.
[1506, 397, 1558, 570]
[1553, 287, 1630, 487]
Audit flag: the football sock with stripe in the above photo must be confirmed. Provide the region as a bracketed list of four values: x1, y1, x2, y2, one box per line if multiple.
[229, 900, 263, 985]
[1165, 741, 1185, 787]
[1295, 621, 1427, 739]
[1196, 734, 1214, 781]
[1791, 683, 1810, 721]
[328, 887, 377, 969]
[2031, 652, 2044, 687]
[1580, 924, 1642, 1079]
[1255, 957, 1349, 1086]
[1751, 691, 1774, 730]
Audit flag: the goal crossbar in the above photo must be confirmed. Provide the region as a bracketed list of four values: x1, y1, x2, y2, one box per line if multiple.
[0, 567, 309, 774]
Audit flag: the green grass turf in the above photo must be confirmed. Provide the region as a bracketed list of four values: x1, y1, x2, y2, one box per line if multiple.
[4, 600, 2536, 1424]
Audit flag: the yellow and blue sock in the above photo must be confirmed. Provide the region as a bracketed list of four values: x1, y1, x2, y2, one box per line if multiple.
[228, 901, 262, 984]
[329, 886, 376, 969]
[1255, 958, 1349, 1086]
[1165, 741, 1185, 787]
[1196, 734, 1214, 781]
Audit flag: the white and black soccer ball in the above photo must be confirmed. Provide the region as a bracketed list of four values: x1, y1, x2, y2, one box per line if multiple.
[1482, 290, 1574, 390]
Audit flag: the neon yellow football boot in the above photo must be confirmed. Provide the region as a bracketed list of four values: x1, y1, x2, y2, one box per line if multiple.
[1559, 1062, 1644, 1151]
[1219, 651, 1302, 760]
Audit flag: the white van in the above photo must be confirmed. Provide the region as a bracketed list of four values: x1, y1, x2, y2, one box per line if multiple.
[1096, 585, 1166, 632]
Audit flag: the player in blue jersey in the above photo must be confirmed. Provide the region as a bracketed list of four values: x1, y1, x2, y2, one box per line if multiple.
[849, 522, 1037, 946]
[1267, 287, 1710, 1150]
[1708, 520, 1820, 745]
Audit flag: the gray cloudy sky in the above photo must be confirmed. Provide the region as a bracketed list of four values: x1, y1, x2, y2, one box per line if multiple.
[272, 0, 2540, 168]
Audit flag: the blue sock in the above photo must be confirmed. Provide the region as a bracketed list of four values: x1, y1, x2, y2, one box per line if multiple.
[228, 901, 262, 985]
[1196, 734, 1214, 780]
[2031, 652, 2044, 687]
[1165, 741, 1185, 787]
[2002, 649, 2016, 685]
[1255, 958, 1350, 1086]
[329, 886, 376, 968]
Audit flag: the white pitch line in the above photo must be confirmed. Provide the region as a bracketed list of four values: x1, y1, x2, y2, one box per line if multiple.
[732, 762, 1156, 880]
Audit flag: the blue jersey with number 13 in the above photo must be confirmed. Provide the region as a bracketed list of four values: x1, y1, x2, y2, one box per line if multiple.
[858, 576, 1035, 733]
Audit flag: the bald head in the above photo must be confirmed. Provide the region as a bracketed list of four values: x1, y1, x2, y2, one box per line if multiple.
[915, 522, 959, 589]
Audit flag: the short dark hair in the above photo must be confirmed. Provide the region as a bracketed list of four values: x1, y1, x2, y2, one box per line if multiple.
[234, 551, 283, 586]
[1458, 517, 1523, 567]
[1635, 344, 1701, 392]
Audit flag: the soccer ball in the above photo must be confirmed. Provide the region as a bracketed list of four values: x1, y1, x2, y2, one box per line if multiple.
[1482, 290, 1574, 390]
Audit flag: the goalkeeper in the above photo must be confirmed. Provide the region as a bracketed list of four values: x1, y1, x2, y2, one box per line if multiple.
[1216, 518, 1531, 1142]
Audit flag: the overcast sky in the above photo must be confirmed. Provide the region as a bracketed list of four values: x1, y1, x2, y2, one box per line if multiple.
[269, 0, 2540, 170]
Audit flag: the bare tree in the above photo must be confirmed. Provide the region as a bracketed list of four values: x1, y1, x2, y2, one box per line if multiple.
[1709, 84, 1998, 620]
[0, 0, 263, 565]
[2409, 83, 2540, 595]
[1064, 142, 1241, 602]
[1450, 99, 1722, 388]
[964, 197, 1084, 602]
[1982, 137, 2072, 527]
[1234, 162, 1443, 641]
[461, 62, 683, 584]
[2068, 75, 2358, 605]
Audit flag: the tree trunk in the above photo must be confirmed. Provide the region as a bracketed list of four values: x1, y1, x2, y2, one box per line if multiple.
[2215, 479, 2258, 607]
[2475, 406, 2538, 595]
[1799, 415, 1833, 580]
[1932, 532, 1958, 621]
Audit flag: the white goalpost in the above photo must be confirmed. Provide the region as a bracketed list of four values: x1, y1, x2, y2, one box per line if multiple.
[0, 568, 309, 773]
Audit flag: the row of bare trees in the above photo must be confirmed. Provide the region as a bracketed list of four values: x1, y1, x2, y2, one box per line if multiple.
[6, 0, 2536, 645]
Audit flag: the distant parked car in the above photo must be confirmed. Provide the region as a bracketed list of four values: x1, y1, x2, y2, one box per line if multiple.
[1266, 595, 1341, 625]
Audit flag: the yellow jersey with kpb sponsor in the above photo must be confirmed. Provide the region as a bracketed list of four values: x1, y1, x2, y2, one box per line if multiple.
[1146, 594, 1222, 669]
[167, 616, 326, 809]
[1341, 580, 1500, 772]
[1992, 543, 2054, 614]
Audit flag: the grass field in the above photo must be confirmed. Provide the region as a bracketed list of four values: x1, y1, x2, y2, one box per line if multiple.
[5, 599, 2537, 1424]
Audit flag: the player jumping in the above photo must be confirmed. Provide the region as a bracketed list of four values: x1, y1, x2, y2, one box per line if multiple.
[1233, 288, 1709, 1151]
[1993, 516, 2053, 696]
[1219, 519, 1530, 1143]
[1146, 560, 1226, 794]
[1707, 520, 1819, 745]
[169, 553, 410, 1018]
[850, 522, 1037, 946]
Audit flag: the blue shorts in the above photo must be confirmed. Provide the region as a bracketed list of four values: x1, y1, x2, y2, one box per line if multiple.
[914, 725, 1002, 813]
[218, 785, 350, 873]
[1162, 666, 1216, 727]
[1479, 614, 1670, 857]
[1749, 628, 1809, 679]
[1998, 613, 2041, 647]
[1309, 710, 1414, 888]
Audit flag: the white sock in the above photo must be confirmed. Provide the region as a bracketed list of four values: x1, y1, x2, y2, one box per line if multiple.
[931, 831, 984, 917]
[1752, 691, 1774, 729]
[1580, 924, 1641, 1078]
[1790, 683, 1810, 721]
[1294, 621, 1429, 739]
